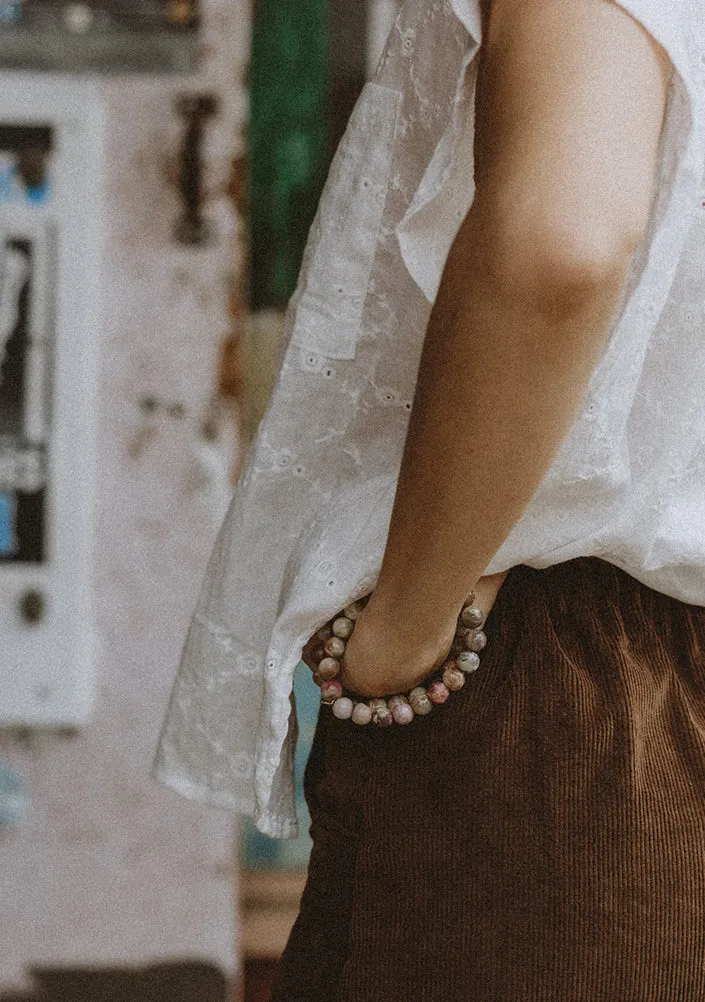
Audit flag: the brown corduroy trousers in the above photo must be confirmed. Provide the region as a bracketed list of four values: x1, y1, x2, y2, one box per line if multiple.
[270, 557, 705, 1001]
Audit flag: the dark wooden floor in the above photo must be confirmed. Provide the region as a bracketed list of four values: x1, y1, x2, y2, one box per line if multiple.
[0, 961, 231, 1001]
[0, 958, 286, 1002]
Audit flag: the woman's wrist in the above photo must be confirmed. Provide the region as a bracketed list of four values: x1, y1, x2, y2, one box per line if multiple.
[360, 586, 462, 663]
[306, 586, 494, 713]
[335, 597, 459, 698]
[301, 572, 510, 700]
[359, 569, 509, 668]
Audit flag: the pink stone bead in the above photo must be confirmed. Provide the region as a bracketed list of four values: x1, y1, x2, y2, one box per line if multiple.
[372, 708, 394, 728]
[332, 616, 354, 639]
[427, 681, 450, 705]
[443, 667, 465, 691]
[324, 636, 346, 659]
[352, 702, 373, 725]
[390, 698, 414, 725]
[317, 657, 341, 680]
[332, 697, 354, 719]
[466, 630, 487, 653]
[320, 680, 344, 704]
[369, 698, 393, 727]
[461, 605, 484, 629]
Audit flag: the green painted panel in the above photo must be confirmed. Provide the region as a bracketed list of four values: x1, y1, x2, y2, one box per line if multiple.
[249, 0, 329, 309]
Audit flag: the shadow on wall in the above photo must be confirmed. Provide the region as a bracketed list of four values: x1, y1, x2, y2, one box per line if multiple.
[0, 962, 230, 1002]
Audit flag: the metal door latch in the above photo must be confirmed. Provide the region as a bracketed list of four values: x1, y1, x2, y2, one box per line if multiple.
[173, 93, 219, 246]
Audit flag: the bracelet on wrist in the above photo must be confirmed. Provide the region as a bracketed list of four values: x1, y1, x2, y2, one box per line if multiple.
[307, 591, 487, 727]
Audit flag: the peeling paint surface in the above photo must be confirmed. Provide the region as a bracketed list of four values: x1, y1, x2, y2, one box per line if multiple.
[0, 0, 250, 991]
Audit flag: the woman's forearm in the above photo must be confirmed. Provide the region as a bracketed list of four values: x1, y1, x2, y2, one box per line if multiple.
[334, 0, 668, 696]
[365, 204, 635, 649]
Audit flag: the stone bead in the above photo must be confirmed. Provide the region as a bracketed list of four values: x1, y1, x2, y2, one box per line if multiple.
[352, 702, 373, 725]
[312, 646, 327, 662]
[332, 697, 354, 720]
[461, 605, 485, 628]
[443, 666, 465, 691]
[369, 698, 393, 728]
[457, 651, 481, 673]
[372, 707, 394, 728]
[454, 625, 470, 640]
[427, 681, 450, 704]
[320, 680, 344, 704]
[390, 698, 414, 725]
[316, 625, 333, 642]
[324, 636, 346, 659]
[409, 686, 433, 716]
[343, 600, 365, 621]
[317, 657, 341, 680]
[465, 589, 476, 606]
[312, 672, 323, 687]
[332, 616, 354, 639]
[466, 630, 487, 653]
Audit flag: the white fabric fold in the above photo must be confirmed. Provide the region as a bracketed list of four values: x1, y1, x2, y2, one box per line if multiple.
[395, 2, 481, 302]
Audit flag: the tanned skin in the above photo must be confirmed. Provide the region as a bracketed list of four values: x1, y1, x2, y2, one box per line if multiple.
[303, 0, 672, 696]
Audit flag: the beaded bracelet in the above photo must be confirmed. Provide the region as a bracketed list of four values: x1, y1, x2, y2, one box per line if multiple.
[307, 591, 487, 727]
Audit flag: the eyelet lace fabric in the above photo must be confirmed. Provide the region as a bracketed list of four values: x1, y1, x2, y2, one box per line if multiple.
[152, 0, 705, 839]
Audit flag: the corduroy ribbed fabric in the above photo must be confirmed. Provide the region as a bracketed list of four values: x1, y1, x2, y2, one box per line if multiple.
[270, 557, 705, 1001]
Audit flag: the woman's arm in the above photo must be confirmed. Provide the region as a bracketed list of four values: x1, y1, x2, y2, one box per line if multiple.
[338, 0, 672, 697]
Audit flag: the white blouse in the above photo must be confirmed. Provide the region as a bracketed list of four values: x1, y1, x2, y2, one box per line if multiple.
[152, 0, 705, 838]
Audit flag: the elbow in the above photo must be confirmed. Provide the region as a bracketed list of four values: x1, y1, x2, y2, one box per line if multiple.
[460, 188, 646, 320]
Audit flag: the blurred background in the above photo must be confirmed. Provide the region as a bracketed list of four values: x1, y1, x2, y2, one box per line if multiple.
[0, 1, 400, 999]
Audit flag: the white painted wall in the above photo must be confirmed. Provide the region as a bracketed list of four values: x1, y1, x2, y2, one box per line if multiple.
[0, 0, 249, 991]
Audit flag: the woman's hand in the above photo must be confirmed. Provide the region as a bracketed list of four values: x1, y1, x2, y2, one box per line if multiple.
[301, 570, 510, 698]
